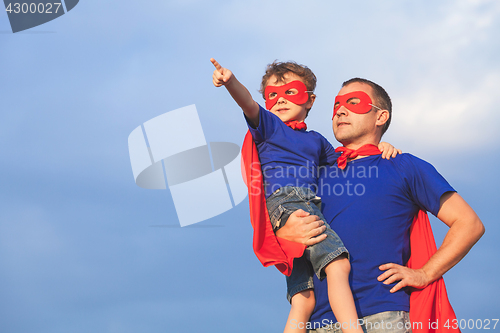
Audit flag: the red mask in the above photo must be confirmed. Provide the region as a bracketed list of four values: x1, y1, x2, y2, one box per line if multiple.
[264, 80, 310, 110]
[333, 91, 380, 118]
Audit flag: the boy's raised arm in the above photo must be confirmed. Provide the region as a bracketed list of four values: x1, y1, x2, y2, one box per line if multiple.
[211, 58, 260, 126]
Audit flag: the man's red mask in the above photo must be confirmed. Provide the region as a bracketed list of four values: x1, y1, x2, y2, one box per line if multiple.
[332, 91, 381, 118]
[264, 80, 310, 110]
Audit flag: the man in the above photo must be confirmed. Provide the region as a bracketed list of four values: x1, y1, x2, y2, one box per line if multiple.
[276, 78, 484, 332]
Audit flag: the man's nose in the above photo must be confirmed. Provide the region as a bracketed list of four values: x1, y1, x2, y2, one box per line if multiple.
[336, 106, 348, 116]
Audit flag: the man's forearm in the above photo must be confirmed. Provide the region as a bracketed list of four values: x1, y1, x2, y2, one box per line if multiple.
[423, 192, 485, 283]
[377, 193, 484, 291]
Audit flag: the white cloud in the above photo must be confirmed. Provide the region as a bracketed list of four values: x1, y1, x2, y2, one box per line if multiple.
[391, 72, 500, 151]
[405, 0, 500, 60]
[384, 0, 500, 151]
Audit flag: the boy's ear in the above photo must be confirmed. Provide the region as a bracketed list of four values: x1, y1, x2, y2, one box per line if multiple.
[305, 94, 316, 117]
[306, 94, 316, 108]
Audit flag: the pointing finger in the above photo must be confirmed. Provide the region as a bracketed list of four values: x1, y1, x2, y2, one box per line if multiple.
[210, 58, 222, 72]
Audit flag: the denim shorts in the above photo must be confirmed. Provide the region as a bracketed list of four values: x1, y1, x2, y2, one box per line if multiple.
[306, 311, 412, 333]
[266, 186, 349, 302]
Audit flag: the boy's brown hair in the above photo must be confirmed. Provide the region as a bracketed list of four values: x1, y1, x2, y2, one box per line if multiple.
[259, 61, 317, 115]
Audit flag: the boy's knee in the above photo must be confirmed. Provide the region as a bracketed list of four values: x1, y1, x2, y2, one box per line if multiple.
[291, 289, 316, 314]
[325, 255, 351, 276]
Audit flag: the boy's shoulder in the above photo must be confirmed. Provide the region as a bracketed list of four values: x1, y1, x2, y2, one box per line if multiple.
[304, 129, 333, 146]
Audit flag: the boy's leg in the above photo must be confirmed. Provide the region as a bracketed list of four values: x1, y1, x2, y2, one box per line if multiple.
[298, 189, 362, 333]
[266, 186, 306, 231]
[264, 187, 321, 332]
[323, 257, 363, 333]
[284, 255, 315, 333]
[285, 288, 315, 333]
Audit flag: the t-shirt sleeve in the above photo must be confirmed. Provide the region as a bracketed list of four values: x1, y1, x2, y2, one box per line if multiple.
[245, 104, 278, 144]
[399, 154, 456, 216]
[318, 136, 340, 166]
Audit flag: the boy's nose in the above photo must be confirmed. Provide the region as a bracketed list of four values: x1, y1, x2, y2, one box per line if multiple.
[277, 96, 287, 104]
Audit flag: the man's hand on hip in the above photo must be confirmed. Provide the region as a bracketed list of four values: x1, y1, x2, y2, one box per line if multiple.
[377, 263, 431, 293]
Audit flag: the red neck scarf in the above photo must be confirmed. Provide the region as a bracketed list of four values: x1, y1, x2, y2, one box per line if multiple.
[335, 144, 381, 169]
[284, 120, 307, 131]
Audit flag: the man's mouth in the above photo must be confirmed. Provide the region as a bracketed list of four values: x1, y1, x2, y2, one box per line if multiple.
[337, 121, 350, 127]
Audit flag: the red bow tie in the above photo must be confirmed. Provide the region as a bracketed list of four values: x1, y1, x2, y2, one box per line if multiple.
[285, 121, 307, 130]
[335, 144, 381, 169]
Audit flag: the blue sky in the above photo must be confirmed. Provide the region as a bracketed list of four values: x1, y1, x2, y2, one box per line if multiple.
[1, 0, 499, 332]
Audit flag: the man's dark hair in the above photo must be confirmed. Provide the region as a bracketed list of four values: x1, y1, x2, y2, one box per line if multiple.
[342, 78, 392, 135]
[259, 61, 317, 116]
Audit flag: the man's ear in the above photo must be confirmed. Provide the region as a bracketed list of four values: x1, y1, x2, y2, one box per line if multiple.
[376, 109, 390, 127]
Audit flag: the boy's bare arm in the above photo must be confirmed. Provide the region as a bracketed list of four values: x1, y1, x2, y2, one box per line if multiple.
[378, 142, 402, 159]
[211, 58, 260, 126]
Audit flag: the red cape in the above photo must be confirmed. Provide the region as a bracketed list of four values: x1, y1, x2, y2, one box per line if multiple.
[241, 131, 460, 332]
[241, 131, 305, 276]
[408, 210, 461, 333]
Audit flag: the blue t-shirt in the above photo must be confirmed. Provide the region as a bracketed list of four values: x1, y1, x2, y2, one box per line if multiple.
[310, 153, 455, 326]
[246, 105, 339, 197]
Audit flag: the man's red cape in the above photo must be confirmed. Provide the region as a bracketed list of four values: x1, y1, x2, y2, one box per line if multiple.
[241, 131, 460, 332]
[408, 210, 461, 332]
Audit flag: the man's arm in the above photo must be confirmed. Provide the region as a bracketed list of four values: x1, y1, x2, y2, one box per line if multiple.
[211, 58, 260, 125]
[378, 192, 485, 292]
[275, 209, 328, 246]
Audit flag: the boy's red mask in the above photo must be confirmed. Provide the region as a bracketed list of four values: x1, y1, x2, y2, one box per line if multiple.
[333, 91, 379, 118]
[265, 80, 309, 110]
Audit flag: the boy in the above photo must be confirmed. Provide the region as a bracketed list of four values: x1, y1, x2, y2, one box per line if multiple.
[211, 58, 398, 333]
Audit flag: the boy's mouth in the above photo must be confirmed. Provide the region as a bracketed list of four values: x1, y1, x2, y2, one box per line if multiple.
[276, 108, 289, 113]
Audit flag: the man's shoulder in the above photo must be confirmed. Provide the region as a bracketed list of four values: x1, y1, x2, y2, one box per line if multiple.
[384, 153, 451, 190]
[371, 153, 442, 186]
[385, 153, 436, 170]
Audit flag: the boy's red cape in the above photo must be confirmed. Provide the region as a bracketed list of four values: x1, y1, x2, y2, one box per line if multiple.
[241, 131, 306, 276]
[241, 131, 460, 332]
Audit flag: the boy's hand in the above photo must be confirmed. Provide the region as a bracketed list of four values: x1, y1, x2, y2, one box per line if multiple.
[378, 142, 402, 159]
[211, 58, 234, 87]
[210, 57, 259, 124]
